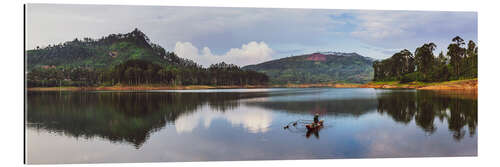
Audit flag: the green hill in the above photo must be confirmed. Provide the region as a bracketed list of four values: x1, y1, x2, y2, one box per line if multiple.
[26, 29, 270, 87]
[242, 52, 374, 84]
[26, 28, 196, 70]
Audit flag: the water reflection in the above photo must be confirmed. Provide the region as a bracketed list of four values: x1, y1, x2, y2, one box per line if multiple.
[26, 88, 477, 162]
[27, 91, 270, 148]
[246, 98, 378, 117]
[376, 90, 477, 140]
[174, 105, 273, 133]
[306, 128, 322, 139]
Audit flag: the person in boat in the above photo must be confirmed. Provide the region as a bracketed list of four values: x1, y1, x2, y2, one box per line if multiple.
[306, 113, 324, 130]
[314, 113, 324, 126]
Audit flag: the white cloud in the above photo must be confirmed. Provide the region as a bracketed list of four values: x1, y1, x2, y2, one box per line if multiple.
[174, 104, 273, 133]
[344, 10, 477, 55]
[174, 41, 274, 67]
[350, 12, 414, 40]
[350, 11, 477, 42]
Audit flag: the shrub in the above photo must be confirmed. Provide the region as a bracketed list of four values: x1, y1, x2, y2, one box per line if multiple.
[400, 72, 424, 83]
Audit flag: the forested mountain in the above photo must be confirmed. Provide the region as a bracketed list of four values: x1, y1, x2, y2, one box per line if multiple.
[27, 28, 194, 69]
[26, 29, 269, 87]
[243, 52, 374, 84]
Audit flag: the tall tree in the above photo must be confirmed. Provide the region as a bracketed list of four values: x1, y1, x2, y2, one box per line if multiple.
[414, 43, 437, 79]
[465, 40, 478, 78]
[447, 36, 466, 79]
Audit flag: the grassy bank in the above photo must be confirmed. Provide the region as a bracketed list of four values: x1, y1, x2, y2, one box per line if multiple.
[365, 78, 477, 90]
[27, 78, 477, 91]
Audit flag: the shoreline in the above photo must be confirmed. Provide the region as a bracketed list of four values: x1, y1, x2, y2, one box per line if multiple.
[364, 78, 477, 90]
[27, 79, 477, 91]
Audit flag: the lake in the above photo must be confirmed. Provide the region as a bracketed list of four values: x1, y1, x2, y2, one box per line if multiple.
[25, 88, 477, 164]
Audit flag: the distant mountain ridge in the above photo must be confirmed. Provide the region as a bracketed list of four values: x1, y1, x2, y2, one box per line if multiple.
[242, 52, 374, 84]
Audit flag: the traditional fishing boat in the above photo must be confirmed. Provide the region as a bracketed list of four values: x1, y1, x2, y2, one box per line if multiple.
[284, 113, 325, 131]
[305, 120, 324, 131]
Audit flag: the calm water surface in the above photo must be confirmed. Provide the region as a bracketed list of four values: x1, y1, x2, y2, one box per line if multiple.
[26, 88, 477, 164]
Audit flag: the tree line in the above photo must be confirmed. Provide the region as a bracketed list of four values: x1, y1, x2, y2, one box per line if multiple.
[27, 59, 269, 87]
[373, 36, 477, 82]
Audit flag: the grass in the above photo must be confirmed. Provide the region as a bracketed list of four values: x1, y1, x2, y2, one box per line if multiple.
[370, 81, 400, 85]
[367, 78, 477, 90]
[370, 78, 476, 85]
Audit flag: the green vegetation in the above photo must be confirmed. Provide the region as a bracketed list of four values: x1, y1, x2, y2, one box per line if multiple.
[27, 29, 269, 87]
[27, 29, 476, 88]
[243, 52, 374, 84]
[27, 28, 177, 69]
[373, 36, 477, 83]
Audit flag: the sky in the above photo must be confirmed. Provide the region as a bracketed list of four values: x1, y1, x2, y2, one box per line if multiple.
[26, 4, 477, 67]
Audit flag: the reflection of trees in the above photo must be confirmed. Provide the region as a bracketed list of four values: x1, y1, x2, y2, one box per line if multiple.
[27, 91, 267, 148]
[246, 98, 378, 117]
[377, 92, 417, 123]
[27, 89, 477, 148]
[376, 90, 477, 140]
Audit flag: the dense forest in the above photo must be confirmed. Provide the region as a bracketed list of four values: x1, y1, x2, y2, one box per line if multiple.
[243, 52, 374, 84]
[372, 36, 478, 82]
[27, 29, 269, 87]
[27, 28, 181, 69]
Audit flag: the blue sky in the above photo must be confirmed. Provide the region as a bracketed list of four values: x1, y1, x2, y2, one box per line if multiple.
[26, 4, 477, 66]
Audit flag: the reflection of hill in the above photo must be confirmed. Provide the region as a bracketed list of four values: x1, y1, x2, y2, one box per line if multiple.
[376, 90, 477, 140]
[245, 98, 378, 117]
[26, 91, 268, 148]
[27, 89, 478, 147]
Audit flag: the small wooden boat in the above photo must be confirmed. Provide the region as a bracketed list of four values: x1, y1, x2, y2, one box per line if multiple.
[305, 120, 324, 131]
